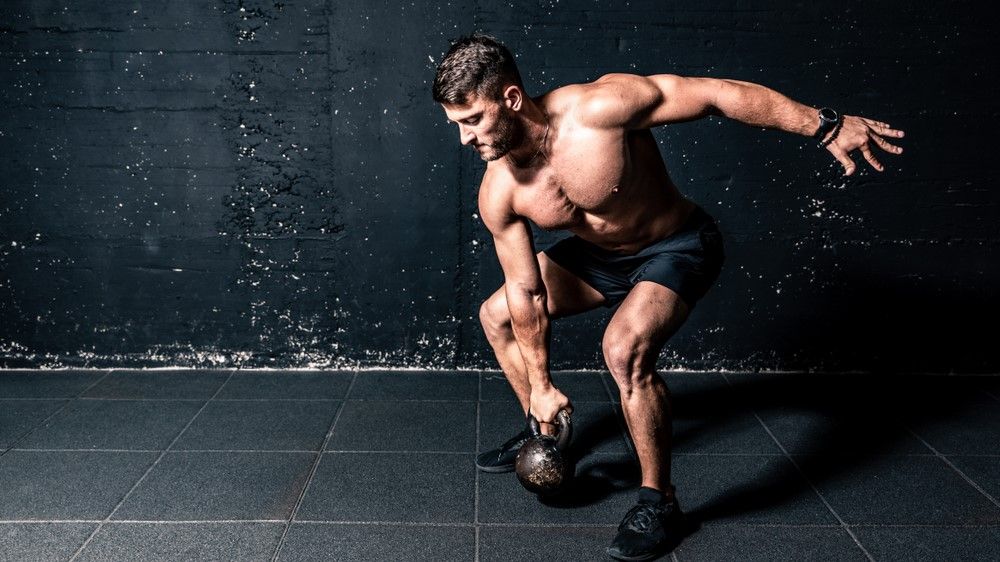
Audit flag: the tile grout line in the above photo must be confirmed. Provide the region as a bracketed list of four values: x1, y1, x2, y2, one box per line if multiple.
[293, 520, 616, 528]
[67, 369, 238, 561]
[285, 520, 481, 527]
[5, 448, 630, 455]
[4, 369, 997, 376]
[7, 519, 1000, 528]
[297, 520, 617, 528]
[752, 407, 877, 561]
[846, 523, 1000, 528]
[902, 426, 1000, 509]
[720, 374, 875, 562]
[1, 371, 113, 459]
[0, 398, 82, 401]
[5, 446, 952, 457]
[269, 369, 361, 562]
[48, 397, 581, 403]
[475, 372, 482, 562]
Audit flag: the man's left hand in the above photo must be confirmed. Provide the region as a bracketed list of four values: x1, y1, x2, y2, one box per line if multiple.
[825, 115, 905, 176]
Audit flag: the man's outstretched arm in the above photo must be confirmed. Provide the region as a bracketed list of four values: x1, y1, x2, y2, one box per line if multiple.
[579, 73, 905, 176]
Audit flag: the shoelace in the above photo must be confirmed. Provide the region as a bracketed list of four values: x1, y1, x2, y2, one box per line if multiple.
[620, 503, 662, 533]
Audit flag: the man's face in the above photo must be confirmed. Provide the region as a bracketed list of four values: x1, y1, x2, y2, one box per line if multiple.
[442, 93, 523, 162]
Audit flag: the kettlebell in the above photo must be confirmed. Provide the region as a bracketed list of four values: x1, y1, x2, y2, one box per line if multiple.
[514, 409, 573, 495]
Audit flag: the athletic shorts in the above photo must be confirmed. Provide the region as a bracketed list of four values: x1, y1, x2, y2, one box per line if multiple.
[541, 205, 725, 308]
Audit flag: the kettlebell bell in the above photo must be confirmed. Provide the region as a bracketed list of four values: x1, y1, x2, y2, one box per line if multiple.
[514, 409, 573, 495]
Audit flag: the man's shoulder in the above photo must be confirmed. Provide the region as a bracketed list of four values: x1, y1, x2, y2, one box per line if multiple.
[542, 74, 635, 101]
[478, 168, 518, 231]
[537, 81, 592, 117]
[544, 74, 659, 129]
[541, 72, 649, 101]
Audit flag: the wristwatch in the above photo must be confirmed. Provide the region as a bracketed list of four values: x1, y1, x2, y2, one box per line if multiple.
[812, 107, 840, 140]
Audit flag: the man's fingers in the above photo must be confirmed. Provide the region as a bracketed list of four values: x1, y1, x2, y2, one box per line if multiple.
[878, 126, 905, 138]
[831, 147, 857, 176]
[829, 117, 903, 175]
[862, 117, 888, 128]
[859, 144, 884, 172]
[871, 134, 904, 155]
[862, 118, 905, 138]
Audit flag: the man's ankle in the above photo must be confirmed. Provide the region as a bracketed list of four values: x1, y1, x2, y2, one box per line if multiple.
[638, 485, 676, 505]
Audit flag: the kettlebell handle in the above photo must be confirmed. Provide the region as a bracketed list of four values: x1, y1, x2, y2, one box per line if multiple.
[526, 409, 572, 451]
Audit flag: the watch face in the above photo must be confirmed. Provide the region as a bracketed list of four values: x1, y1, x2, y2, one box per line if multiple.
[820, 107, 839, 122]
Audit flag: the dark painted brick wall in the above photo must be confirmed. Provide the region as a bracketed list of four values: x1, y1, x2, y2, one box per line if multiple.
[1, 1, 997, 371]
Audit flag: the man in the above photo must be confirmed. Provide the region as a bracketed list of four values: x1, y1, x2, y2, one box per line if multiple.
[432, 34, 903, 560]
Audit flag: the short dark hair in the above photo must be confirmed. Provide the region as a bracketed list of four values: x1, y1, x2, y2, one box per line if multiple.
[432, 34, 524, 105]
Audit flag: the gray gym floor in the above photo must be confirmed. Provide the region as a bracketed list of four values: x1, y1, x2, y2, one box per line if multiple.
[2, 369, 999, 561]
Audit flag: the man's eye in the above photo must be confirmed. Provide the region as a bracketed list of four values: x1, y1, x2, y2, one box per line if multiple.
[466, 119, 479, 125]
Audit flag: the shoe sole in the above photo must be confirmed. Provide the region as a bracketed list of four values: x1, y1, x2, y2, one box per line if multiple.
[607, 517, 698, 560]
[605, 547, 665, 561]
[475, 463, 515, 473]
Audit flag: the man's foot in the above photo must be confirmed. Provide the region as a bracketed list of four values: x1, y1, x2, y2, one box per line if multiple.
[607, 487, 688, 561]
[475, 428, 533, 473]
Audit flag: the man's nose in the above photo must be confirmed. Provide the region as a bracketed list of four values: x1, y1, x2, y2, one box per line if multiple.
[459, 125, 475, 146]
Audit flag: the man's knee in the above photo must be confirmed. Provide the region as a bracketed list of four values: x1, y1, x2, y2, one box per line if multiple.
[602, 330, 658, 395]
[479, 290, 512, 340]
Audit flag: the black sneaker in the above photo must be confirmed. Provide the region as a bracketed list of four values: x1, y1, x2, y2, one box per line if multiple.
[607, 491, 688, 561]
[475, 428, 533, 473]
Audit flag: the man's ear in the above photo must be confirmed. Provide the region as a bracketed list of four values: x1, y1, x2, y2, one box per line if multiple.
[502, 85, 523, 111]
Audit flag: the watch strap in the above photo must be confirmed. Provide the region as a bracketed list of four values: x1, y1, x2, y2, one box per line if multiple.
[819, 118, 844, 148]
[813, 108, 840, 140]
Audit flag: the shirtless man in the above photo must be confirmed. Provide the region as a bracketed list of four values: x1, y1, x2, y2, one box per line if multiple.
[432, 35, 904, 560]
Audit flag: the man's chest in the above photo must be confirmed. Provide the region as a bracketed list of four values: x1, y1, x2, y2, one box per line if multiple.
[510, 130, 632, 230]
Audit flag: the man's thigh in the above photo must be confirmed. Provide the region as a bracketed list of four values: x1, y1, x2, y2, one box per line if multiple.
[486, 251, 606, 321]
[537, 251, 607, 318]
[604, 281, 691, 356]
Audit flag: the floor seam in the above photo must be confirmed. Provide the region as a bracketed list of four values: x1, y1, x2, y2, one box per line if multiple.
[902, 426, 1000, 510]
[475, 372, 482, 562]
[720, 373, 876, 562]
[67, 369, 237, 561]
[1, 371, 112, 459]
[7, 519, 1000, 527]
[269, 368, 361, 562]
[8, 448, 899, 456]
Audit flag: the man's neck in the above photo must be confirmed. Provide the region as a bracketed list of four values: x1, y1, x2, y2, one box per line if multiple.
[506, 99, 549, 168]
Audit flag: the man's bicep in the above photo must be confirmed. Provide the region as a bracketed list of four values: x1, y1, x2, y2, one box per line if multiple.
[643, 74, 725, 127]
[583, 74, 723, 129]
[478, 174, 543, 294]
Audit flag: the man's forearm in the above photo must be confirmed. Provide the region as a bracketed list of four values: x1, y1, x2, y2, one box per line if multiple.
[505, 289, 553, 390]
[714, 79, 819, 137]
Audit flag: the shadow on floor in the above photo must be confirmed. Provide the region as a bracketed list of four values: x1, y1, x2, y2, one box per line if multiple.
[670, 371, 994, 524]
[542, 366, 996, 527]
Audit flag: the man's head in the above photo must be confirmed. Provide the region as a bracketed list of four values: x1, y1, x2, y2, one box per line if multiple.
[433, 34, 527, 161]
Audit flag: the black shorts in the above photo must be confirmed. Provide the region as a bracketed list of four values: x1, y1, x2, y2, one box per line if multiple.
[542, 205, 725, 308]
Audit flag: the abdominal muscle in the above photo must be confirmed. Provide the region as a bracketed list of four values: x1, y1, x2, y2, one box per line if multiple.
[567, 185, 694, 254]
[515, 169, 695, 255]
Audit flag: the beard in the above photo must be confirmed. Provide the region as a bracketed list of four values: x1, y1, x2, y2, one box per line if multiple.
[477, 109, 524, 162]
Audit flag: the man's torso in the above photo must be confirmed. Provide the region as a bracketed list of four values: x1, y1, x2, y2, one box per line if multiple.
[485, 83, 694, 255]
